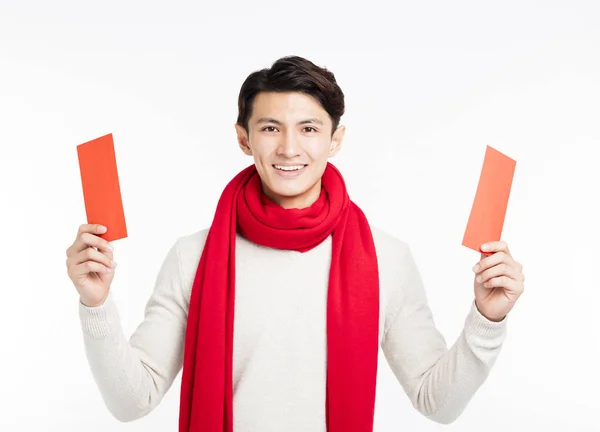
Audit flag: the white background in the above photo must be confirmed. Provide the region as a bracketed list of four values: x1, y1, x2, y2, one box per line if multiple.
[1, 0, 599, 431]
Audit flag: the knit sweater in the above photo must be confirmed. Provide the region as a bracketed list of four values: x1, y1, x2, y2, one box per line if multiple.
[78, 226, 507, 430]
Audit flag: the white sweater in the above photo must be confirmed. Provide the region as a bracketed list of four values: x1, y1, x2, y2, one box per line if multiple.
[79, 226, 507, 430]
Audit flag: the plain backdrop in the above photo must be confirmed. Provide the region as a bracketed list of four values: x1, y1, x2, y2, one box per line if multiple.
[1, 0, 599, 431]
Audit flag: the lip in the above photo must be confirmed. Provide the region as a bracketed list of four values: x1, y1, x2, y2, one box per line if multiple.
[272, 164, 308, 178]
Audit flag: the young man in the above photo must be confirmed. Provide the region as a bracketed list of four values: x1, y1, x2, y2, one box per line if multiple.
[66, 56, 525, 432]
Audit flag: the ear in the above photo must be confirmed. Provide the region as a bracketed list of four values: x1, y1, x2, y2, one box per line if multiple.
[328, 125, 345, 157]
[235, 123, 252, 156]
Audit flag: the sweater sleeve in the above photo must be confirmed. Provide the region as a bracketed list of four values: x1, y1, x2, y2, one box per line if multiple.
[78, 240, 188, 422]
[381, 245, 507, 425]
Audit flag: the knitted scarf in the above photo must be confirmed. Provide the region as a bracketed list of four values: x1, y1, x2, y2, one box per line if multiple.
[179, 162, 379, 431]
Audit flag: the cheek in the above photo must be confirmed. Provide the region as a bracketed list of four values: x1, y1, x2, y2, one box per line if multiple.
[306, 139, 332, 160]
[249, 135, 278, 158]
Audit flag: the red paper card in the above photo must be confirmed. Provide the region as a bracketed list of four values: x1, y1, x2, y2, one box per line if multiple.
[77, 133, 128, 242]
[462, 145, 516, 253]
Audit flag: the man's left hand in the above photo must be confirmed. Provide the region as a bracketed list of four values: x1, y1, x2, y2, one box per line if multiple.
[472, 241, 525, 322]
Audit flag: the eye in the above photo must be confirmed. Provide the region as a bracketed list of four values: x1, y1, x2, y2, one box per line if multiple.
[302, 126, 317, 133]
[261, 126, 278, 132]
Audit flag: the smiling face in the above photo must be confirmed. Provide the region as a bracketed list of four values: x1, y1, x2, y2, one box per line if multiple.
[235, 91, 345, 209]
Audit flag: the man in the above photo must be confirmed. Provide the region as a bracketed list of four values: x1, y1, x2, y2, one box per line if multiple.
[66, 55, 525, 432]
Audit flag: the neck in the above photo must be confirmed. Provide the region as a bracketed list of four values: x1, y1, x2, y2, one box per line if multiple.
[262, 180, 322, 209]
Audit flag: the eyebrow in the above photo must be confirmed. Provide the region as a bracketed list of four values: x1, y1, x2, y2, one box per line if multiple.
[256, 117, 324, 126]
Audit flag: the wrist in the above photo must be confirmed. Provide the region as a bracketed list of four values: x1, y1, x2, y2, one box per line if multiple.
[80, 294, 108, 308]
[474, 300, 506, 322]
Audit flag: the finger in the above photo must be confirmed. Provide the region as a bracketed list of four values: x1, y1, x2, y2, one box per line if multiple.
[480, 241, 510, 256]
[66, 249, 115, 272]
[481, 275, 522, 293]
[67, 224, 108, 256]
[78, 223, 107, 236]
[474, 250, 517, 273]
[476, 262, 522, 284]
[67, 231, 113, 256]
[67, 247, 116, 270]
[71, 260, 113, 276]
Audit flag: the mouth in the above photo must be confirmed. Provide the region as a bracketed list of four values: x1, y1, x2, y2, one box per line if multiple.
[272, 164, 308, 178]
[272, 164, 308, 172]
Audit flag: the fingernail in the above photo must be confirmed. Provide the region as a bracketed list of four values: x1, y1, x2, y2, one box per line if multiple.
[106, 244, 114, 251]
[111, 261, 117, 268]
[476, 275, 482, 283]
[473, 264, 480, 272]
[98, 225, 107, 233]
[481, 244, 489, 252]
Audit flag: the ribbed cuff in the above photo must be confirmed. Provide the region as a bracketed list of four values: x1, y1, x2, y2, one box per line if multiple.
[464, 300, 507, 341]
[78, 293, 119, 340]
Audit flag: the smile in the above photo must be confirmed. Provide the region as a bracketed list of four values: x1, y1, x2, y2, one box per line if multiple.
[273, 164, 307, 171]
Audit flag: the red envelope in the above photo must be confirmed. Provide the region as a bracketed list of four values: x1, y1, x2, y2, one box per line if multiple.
[77, 133, 128, 242]
[462, 145, 516, 254]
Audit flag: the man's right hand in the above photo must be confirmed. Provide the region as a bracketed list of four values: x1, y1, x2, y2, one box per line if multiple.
[66, 224, 117, 307]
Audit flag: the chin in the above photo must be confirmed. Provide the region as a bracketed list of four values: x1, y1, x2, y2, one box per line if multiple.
[261, 177, 318, 207]
[257, 163, 324, 206]
[267, 181, 312, 198]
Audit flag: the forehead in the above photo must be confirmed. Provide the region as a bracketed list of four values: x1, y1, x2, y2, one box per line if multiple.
[250, 92, 328, 120]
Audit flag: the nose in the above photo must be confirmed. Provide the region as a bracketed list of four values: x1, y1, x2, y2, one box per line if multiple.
[276, 132, 302, 158]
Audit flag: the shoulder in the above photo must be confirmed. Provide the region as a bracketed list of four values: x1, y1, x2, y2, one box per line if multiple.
[369, 225, 426, 318]
[175, 227, 210, 256]
[369, 225, 414, 265]
[171, 225, 416, 268]
[166, 228, 211, 295]
[173, 227, 211, 262]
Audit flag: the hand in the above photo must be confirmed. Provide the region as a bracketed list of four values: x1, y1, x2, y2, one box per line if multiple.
[66, 224, 117, 307]
[472, 241, 524, 322]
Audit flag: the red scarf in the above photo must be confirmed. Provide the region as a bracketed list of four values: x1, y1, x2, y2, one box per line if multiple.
[179, 162, 379, 431]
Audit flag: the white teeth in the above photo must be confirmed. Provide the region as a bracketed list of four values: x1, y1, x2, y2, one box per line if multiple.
[274, 165, 305, 171]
